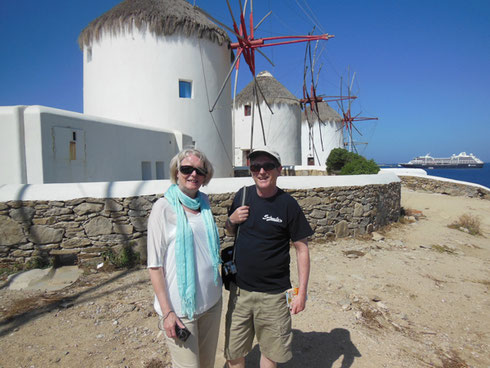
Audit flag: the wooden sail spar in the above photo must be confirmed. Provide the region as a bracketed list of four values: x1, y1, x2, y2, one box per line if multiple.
[198, 0, 334, 151]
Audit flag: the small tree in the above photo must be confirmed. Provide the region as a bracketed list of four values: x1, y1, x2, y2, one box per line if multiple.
[326, 148, 356, 174]
[103, 244, 140, 269]
[340, 157, 380, 175]
[326, 148, 379, 175]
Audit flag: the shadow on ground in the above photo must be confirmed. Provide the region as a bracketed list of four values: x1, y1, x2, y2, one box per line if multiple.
[246, 328, 361, 367]
[0, 268, 142, 337]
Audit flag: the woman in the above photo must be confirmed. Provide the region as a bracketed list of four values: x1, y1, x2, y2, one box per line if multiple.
[147, 148, 222, 368]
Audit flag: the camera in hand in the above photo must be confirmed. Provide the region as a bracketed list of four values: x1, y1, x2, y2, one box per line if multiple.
[223, 260, 237, 276]
[175, 324, 191, 342]
[221, 246, 237, 290]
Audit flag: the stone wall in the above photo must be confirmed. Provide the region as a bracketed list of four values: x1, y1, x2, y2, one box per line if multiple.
[0, 182, 401, 266]
[399, 176, 489, 199]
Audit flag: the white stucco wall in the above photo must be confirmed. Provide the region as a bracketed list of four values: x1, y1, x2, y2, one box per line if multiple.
[1, 105, 192, 184]
[380, 168, 428, 176]
[301, 119, 343, 167]
[0, 171, 401, 202]
[83, 30, 233, 177]
[233, 102, 302, 166]
[0, 106, 27, 184]
[5, 170, 488, 202]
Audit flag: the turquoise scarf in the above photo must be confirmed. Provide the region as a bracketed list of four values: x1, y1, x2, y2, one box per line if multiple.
[164, 184, 221, 319]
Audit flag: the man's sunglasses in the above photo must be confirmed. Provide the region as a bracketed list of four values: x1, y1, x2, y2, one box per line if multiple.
[179, 165, 207, 176]
[250, 162, 277, 173]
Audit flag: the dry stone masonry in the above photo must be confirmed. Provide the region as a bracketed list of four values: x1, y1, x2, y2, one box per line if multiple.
[0, 183, 401, 267]
[399, 176, 489, 199]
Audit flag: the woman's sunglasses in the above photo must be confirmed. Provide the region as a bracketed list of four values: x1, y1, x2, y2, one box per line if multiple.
[250, 162, 277, 173]
[179, 165, 207, 176]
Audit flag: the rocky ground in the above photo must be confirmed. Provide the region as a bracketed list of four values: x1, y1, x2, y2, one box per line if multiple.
[0, 188, 489, 368]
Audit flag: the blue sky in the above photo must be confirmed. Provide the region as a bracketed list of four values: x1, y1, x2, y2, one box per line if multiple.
[1, 0, 489, 163]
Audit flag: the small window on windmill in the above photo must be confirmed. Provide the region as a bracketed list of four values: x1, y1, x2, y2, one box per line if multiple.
[244, 105, 251, 116]
[307, 156, 315, 166]
[179, 80, 192, 98]
[70, 131, 77, 161]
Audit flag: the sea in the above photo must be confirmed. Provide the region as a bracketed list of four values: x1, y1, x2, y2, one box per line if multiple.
[381, 164, 490, 189]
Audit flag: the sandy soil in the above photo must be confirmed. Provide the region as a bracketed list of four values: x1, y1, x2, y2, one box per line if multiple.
[0, 188, 489, 368]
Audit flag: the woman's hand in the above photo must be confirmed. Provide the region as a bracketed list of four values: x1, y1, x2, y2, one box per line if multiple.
[163, 311, 185, 338]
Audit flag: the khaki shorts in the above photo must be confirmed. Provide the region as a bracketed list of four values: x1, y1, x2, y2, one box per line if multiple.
[224, 283, 292, 363]
[162, 298, 222, 368]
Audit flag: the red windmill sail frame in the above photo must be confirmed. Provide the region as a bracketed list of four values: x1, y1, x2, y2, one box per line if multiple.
[298, 40, 352, 122]
[197, 1, 334, 121]
[228, 3, 334, 78]
[299, 39, 347, 163]
[198, 1, 335, 154]
[342, 110, 378, 134]
[226, 1, 334, 153]
[340, 100, 378, 152]
[299, 85, 323, 113]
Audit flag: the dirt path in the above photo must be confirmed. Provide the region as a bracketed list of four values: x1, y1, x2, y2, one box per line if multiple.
[1, 189, 489, 368]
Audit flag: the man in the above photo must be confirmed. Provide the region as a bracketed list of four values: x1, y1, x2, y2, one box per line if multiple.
[224, 148, 313, 368]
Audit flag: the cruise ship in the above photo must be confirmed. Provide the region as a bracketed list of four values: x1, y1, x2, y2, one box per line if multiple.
[400, 152, 484, 169]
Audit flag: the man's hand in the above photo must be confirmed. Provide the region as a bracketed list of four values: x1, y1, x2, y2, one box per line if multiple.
[291, 239, 310, 315]
[229, 206, 249, 225]
[290, 292, 307, 314]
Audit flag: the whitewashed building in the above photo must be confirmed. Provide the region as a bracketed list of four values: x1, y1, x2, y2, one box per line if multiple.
[233, 71, 301, 166]
[0, 106, 192, 184]
[301, 102, 343, 167]
[79, 0, 234, 177]
[0, 0, 235, 184]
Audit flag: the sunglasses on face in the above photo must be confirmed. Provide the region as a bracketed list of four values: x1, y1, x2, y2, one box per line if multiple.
[250, 162, 277, 173]
[179, 165, 207, 176]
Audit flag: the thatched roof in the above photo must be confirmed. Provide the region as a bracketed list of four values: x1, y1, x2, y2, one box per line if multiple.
[302, 101, 342, 123]
[78, 0, 230, 49]
[234, 71, 300, 107]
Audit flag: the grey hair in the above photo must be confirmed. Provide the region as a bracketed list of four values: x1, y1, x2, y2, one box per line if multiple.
[169, 148, 214, 186]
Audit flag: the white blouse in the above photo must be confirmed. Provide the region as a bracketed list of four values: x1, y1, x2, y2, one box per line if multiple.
[147, 196, 222, 318]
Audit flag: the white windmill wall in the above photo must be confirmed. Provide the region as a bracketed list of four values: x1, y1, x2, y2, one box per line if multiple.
[301, 119, 344, 167]
[82, 30, 232, 177]
[234, 102, 301, 166]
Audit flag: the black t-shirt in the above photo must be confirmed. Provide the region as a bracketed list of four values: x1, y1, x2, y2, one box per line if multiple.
[229, 185, 314, 292]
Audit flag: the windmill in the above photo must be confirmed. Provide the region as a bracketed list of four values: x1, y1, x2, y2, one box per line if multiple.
[299, 38, 352, 166]
[337, 69, 378, 153]
[234, 70, 301, 166]
[197, 0, 334, 153]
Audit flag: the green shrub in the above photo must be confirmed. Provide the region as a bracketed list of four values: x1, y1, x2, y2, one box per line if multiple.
[25, 256, 52, 270]
[104, 244, 140, 269]
[340, 157, 380, 175]
[0, 263, 23, 279]
[326, 148, 380, 175]
[0, 257, 51, 279]
[326, 148, 356, 174]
